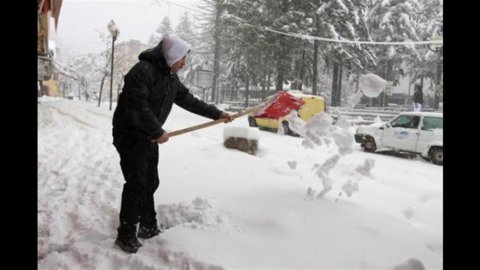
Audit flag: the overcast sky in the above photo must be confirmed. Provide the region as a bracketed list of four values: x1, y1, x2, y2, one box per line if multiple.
[54, 0, 200, 56]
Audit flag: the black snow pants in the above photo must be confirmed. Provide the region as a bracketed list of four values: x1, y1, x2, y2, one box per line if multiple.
[113, 132, 160, 227]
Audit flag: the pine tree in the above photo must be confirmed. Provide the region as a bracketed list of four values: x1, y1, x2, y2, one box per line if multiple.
[175, 11, 199, 86]
[149, 17, 173, 46]
[315, 0, 377, 106]
[368, 0, 442, 107]
[195, 0, 230, 103]
[176, 12, 196, 44]
[368, 0, 421, 83]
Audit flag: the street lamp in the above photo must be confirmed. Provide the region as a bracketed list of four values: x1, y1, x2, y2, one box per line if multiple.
[107, 20, 119, 111]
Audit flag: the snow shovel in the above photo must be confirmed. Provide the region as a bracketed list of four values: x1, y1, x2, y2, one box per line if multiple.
[166, 91, 305, 138]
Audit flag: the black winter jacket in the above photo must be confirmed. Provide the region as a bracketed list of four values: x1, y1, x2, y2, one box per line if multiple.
[413, 90, 423, 104]
[112, 42, 223, 140]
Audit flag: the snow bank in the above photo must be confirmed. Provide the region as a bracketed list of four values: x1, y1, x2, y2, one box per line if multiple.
[157, 197, 229, 230]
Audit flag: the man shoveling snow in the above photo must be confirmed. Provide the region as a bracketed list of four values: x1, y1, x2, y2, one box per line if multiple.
[111, 34, 233, 253]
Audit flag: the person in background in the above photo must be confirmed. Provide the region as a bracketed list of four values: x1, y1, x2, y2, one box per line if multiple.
[111, 33, 232, 253]
[413, 83, 424, 112]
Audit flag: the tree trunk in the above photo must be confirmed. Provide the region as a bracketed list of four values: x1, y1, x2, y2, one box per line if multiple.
[434, 56, 442, 109]
[252, 76, 258, 102]
[406, 74, 412, 105]
[234, 84, 239, 101]
[331, 63, 339, 106]
[276, 66, 284, 91]
[211, 0, 222, 104]
[337, 64, 342, 106]
[312, 40, 318, 95]
[219, 82, 224, 103]
[299, 41, 306, 91]
[386, 59, 393, 81]
[355, 74, 360, 93]
[262, 69, 266, 99]
[245, 72, 250, 108]
[98, 74, 107, 107]
[267, 72, 271, 95]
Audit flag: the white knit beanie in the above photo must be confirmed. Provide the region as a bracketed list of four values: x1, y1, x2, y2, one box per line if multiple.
[161, 34, 191, 67]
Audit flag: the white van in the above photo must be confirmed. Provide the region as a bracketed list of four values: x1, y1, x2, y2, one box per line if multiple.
[354, 112, 443, 165]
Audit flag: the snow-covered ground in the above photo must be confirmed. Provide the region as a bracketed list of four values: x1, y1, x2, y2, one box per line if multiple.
[38, 97, 442, 270]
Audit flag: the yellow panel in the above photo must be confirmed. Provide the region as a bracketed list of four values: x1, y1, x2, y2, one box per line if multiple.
[298, 97, 325, 121]
[255, 117, 279, 129]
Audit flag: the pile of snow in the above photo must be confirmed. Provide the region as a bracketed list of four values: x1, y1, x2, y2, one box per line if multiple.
[157, 197, 231, 231]
[374, 115, 384, 123]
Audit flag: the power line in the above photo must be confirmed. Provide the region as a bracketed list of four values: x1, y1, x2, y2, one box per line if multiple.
[223, 16, 443, 46]
[160, 0, 198, 12]
[264, 27, 443, 46]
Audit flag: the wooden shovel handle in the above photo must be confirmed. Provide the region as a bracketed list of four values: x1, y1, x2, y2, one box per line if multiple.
[168, 105, 263, 138]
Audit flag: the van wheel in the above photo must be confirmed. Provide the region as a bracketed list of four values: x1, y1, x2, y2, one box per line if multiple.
[430, 147, 443, 165]
[248, 116, 257, 127]
[363, 138, 376, 152]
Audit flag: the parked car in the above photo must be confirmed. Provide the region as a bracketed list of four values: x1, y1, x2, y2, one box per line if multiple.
[248, 90, 326, 135]
[354, 111, 443, 165]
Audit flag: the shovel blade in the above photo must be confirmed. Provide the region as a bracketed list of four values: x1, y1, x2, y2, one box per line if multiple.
[255, 91, 305, 119]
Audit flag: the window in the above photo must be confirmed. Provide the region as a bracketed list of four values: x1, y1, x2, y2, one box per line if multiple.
[422, 117, 443, 130]
[391, 115, 420, 129]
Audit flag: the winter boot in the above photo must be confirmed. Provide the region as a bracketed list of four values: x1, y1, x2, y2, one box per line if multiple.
[137, 222, 164, 239]
[115, 222, 142, 253]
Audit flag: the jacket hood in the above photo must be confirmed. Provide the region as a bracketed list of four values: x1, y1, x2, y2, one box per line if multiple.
[138, 42, 170, 75]
[161, 34, 191, 67]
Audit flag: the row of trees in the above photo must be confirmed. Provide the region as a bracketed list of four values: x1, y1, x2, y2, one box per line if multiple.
[172, 0, 443, 108]
[58, 0, 443, 109]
